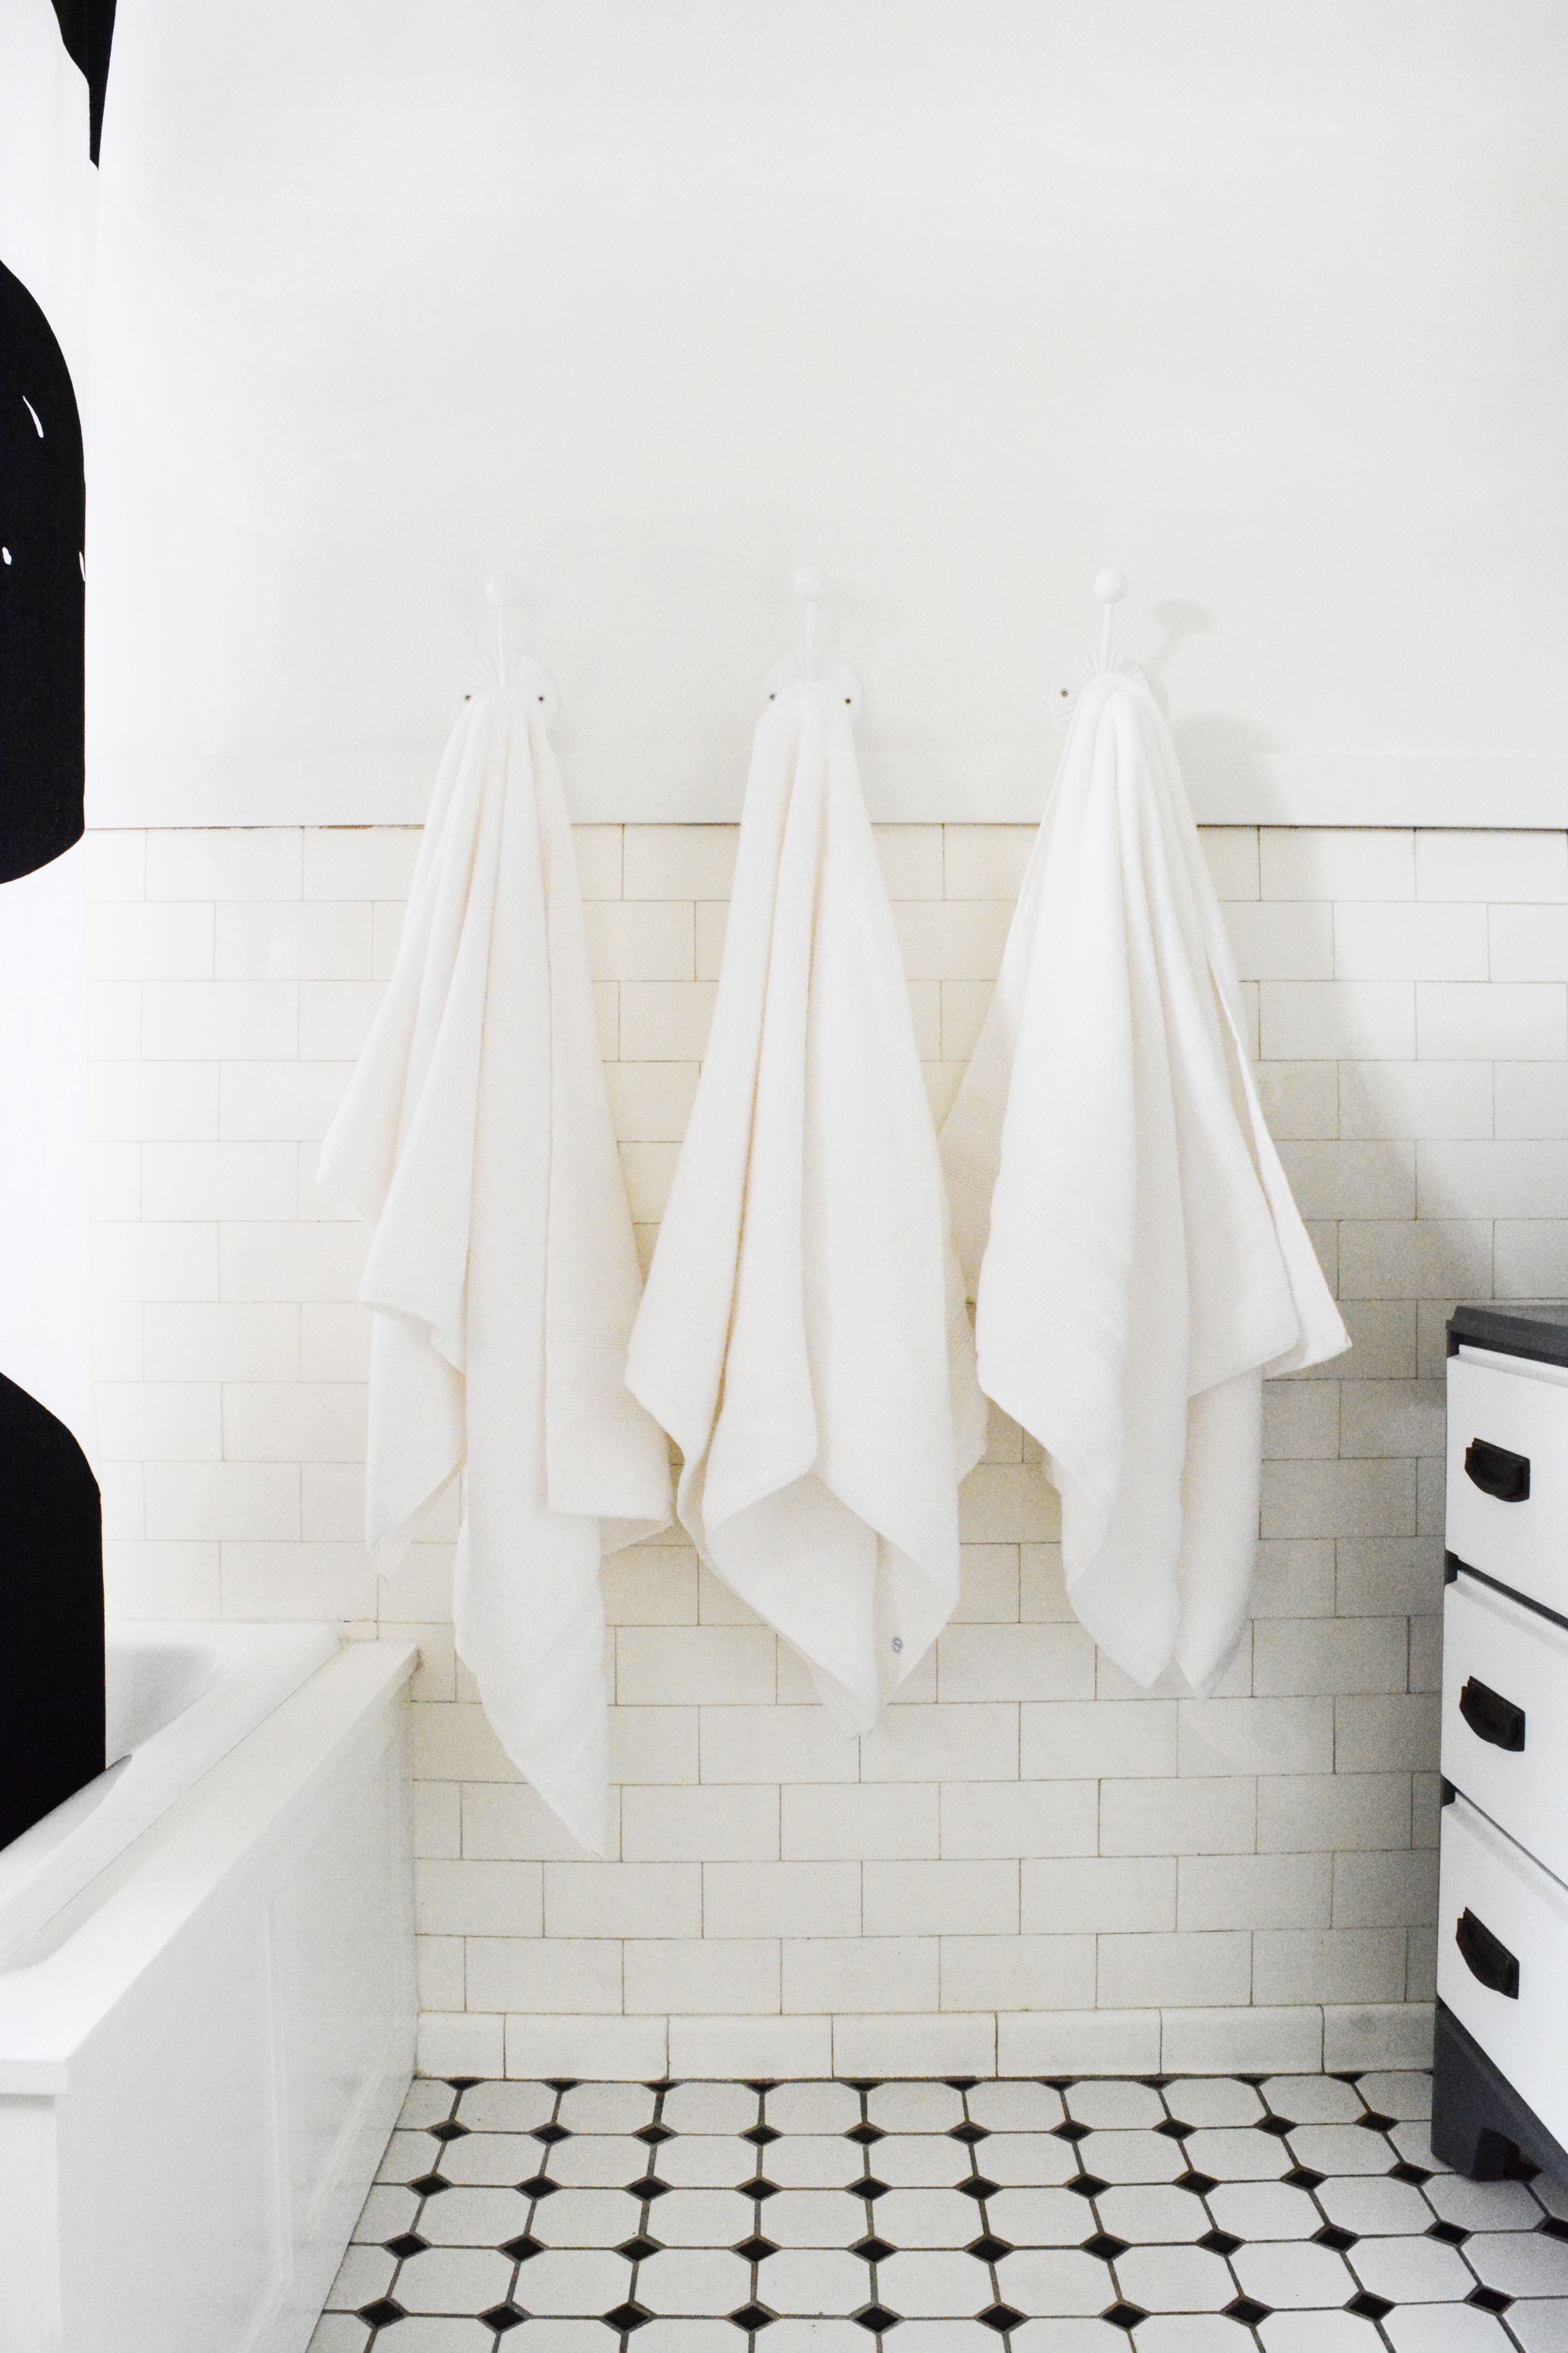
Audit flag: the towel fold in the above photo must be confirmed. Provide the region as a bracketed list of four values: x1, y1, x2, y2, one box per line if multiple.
[940, 668, 1348, 1694]
[627, 682, 986, 1728]
[319, 686, 672, 1852]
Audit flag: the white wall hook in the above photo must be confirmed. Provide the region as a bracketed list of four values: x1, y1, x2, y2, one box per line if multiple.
[461, 571, 559, 730]
[1093, 566, 1128, 668]
[1049, 567, 1143, 733]
[760, 566, 863, 722]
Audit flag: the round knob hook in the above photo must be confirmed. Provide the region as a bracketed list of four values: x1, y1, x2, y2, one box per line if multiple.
[486, 572, 523, 609]
[1093, 567, 1128, 606]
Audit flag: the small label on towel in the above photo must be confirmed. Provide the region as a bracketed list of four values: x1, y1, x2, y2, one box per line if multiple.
[891, 1636, 903, 1653]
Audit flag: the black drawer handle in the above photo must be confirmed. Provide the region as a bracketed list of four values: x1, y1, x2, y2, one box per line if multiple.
[1459, 1677, 1527, 1752]
[1465, 1439, 1531, 1503]
[1456, 1907, 1520, 1999]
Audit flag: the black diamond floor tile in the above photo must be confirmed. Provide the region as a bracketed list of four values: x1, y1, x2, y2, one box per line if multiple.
[629, 2176, 671, 2201]
[447, 2076, 481, 2091]
[1357, 2109, 1397, 2132]
[1102, 2303, 1148, 2333]
[944, 2075, 982, 2091]
[604, 2301, 653, 2331]
[1347, 2291, 1393, 2321]
[745, 2079, 777, 2095]
[741, 2176, 781, 2201]
[532, 2122, 571, 2145]
[499, 2234, 544, 2263]
[1282, 2165, 1324, 2191]
[852, 2233, 895, 2264]
[1082, 2231, 1129, 2261]
[958, 2174, 1002, 2201]
[735, 2234, 778, 2263]
[744, 2123, 782, 2146]
[517, 2174, 558, 2200]
[618, 2234, 663, 2262]
[1055, 2119, 1093, 2143]
[358, 2300, 406, 2329]
[1198, 2228, 1241, 2257]
[730, 2303, 775, 2331]
[409, 2173, 450, 2198]
[950, 2121, 990, 2144]
[852, 2304, 901, 2333]
[847, 2122, 885, 2145]
[383, 2231, 428, 2259]
[1175, 2169, 1218, 2196]
[479, 2304, 526, 2334]
[1389, 2160, 1431, 2185]
[545, 2077, 580, 2092]
[858, 2176, 891, 2202]
[968, 2233, 1013, 2263]
[1314, 2224, 1358, 2252]
[636, 2122, 675, 2146]
[1155, 2116, 1191, 2139]
[427, 2118, 469, 2142]
[1428, 2220, 1468, 2245]
[1225, 2296, 1272, 2325]
[1469, 2285, 1514, 2312]
[1542, 2218, 1568, 2242]
[1254, 2113, 1294, 2137]
[1067, 2172, 1110, 2199]
[979, 2304, 1025, 2333]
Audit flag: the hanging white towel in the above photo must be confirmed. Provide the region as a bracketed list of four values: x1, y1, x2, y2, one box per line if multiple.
[940, 667, 1348, 1695]
[627, 682, 986, 1729]
[318, 686, 672, 1852]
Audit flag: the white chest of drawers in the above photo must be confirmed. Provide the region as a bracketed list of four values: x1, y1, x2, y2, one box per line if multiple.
[1434, 1302, 1568, 2185]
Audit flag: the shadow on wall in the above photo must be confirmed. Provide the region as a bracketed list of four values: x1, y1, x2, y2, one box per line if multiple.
[1134, 602, 1294, 826]
[1147, 599, 1219, 677]
[1169, 716, 1290, 820]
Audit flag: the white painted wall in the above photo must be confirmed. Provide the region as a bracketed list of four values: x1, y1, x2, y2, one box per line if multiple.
[86, 0, 1568, 827]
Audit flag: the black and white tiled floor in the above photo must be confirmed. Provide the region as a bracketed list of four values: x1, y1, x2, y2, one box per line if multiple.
[313, 2070, 1568, 2352]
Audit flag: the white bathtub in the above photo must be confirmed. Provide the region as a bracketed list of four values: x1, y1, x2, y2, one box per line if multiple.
[0, 1620, 340, 1965]
[0, 1622, 416, 2353]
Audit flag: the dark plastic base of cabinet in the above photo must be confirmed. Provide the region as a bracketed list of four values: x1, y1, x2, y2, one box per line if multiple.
[1431, 1997, 1568, 2186]
[1448, 1301, 1568, 1369]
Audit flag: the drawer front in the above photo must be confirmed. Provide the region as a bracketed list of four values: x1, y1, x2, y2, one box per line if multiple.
[1438, 1795, 1568, 2150]
[1446, 1351, 1568, 1616]
[1442, 1572, 1568, 1885]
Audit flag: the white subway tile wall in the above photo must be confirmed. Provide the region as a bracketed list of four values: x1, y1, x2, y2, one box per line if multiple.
[84, 822, 1565, 2057]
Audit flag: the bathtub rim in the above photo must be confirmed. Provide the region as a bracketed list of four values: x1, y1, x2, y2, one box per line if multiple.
[0, 1619, 343, 1962]
[0, 1638, 417, 2093]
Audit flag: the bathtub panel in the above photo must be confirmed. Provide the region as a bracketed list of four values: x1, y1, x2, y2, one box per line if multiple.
[274, 1703, 416, 2347]
[0, 1637, 416, 2353]
[0, 2096, 63, 2349]
[57, 1902, 285, 2352]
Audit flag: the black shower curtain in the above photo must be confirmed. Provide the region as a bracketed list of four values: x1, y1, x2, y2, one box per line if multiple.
[0, 0, 118, 1846]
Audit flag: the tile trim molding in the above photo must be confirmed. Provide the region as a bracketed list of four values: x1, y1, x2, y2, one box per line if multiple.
[88, 753, 1568, 829]
[414, 2003, 1435, 2082]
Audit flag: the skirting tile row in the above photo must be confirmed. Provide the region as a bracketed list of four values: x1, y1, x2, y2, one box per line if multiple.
[416, 2006, 1436, 2087]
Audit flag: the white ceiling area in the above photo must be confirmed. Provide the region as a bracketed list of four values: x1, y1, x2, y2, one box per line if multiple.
[86, 0, 1568, 825]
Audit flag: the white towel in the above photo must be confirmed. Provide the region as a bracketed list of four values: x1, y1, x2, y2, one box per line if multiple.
[319, 686, 672, 1852]
[940, 668, 1348, 1695]
[626, 682, 987, 1729]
